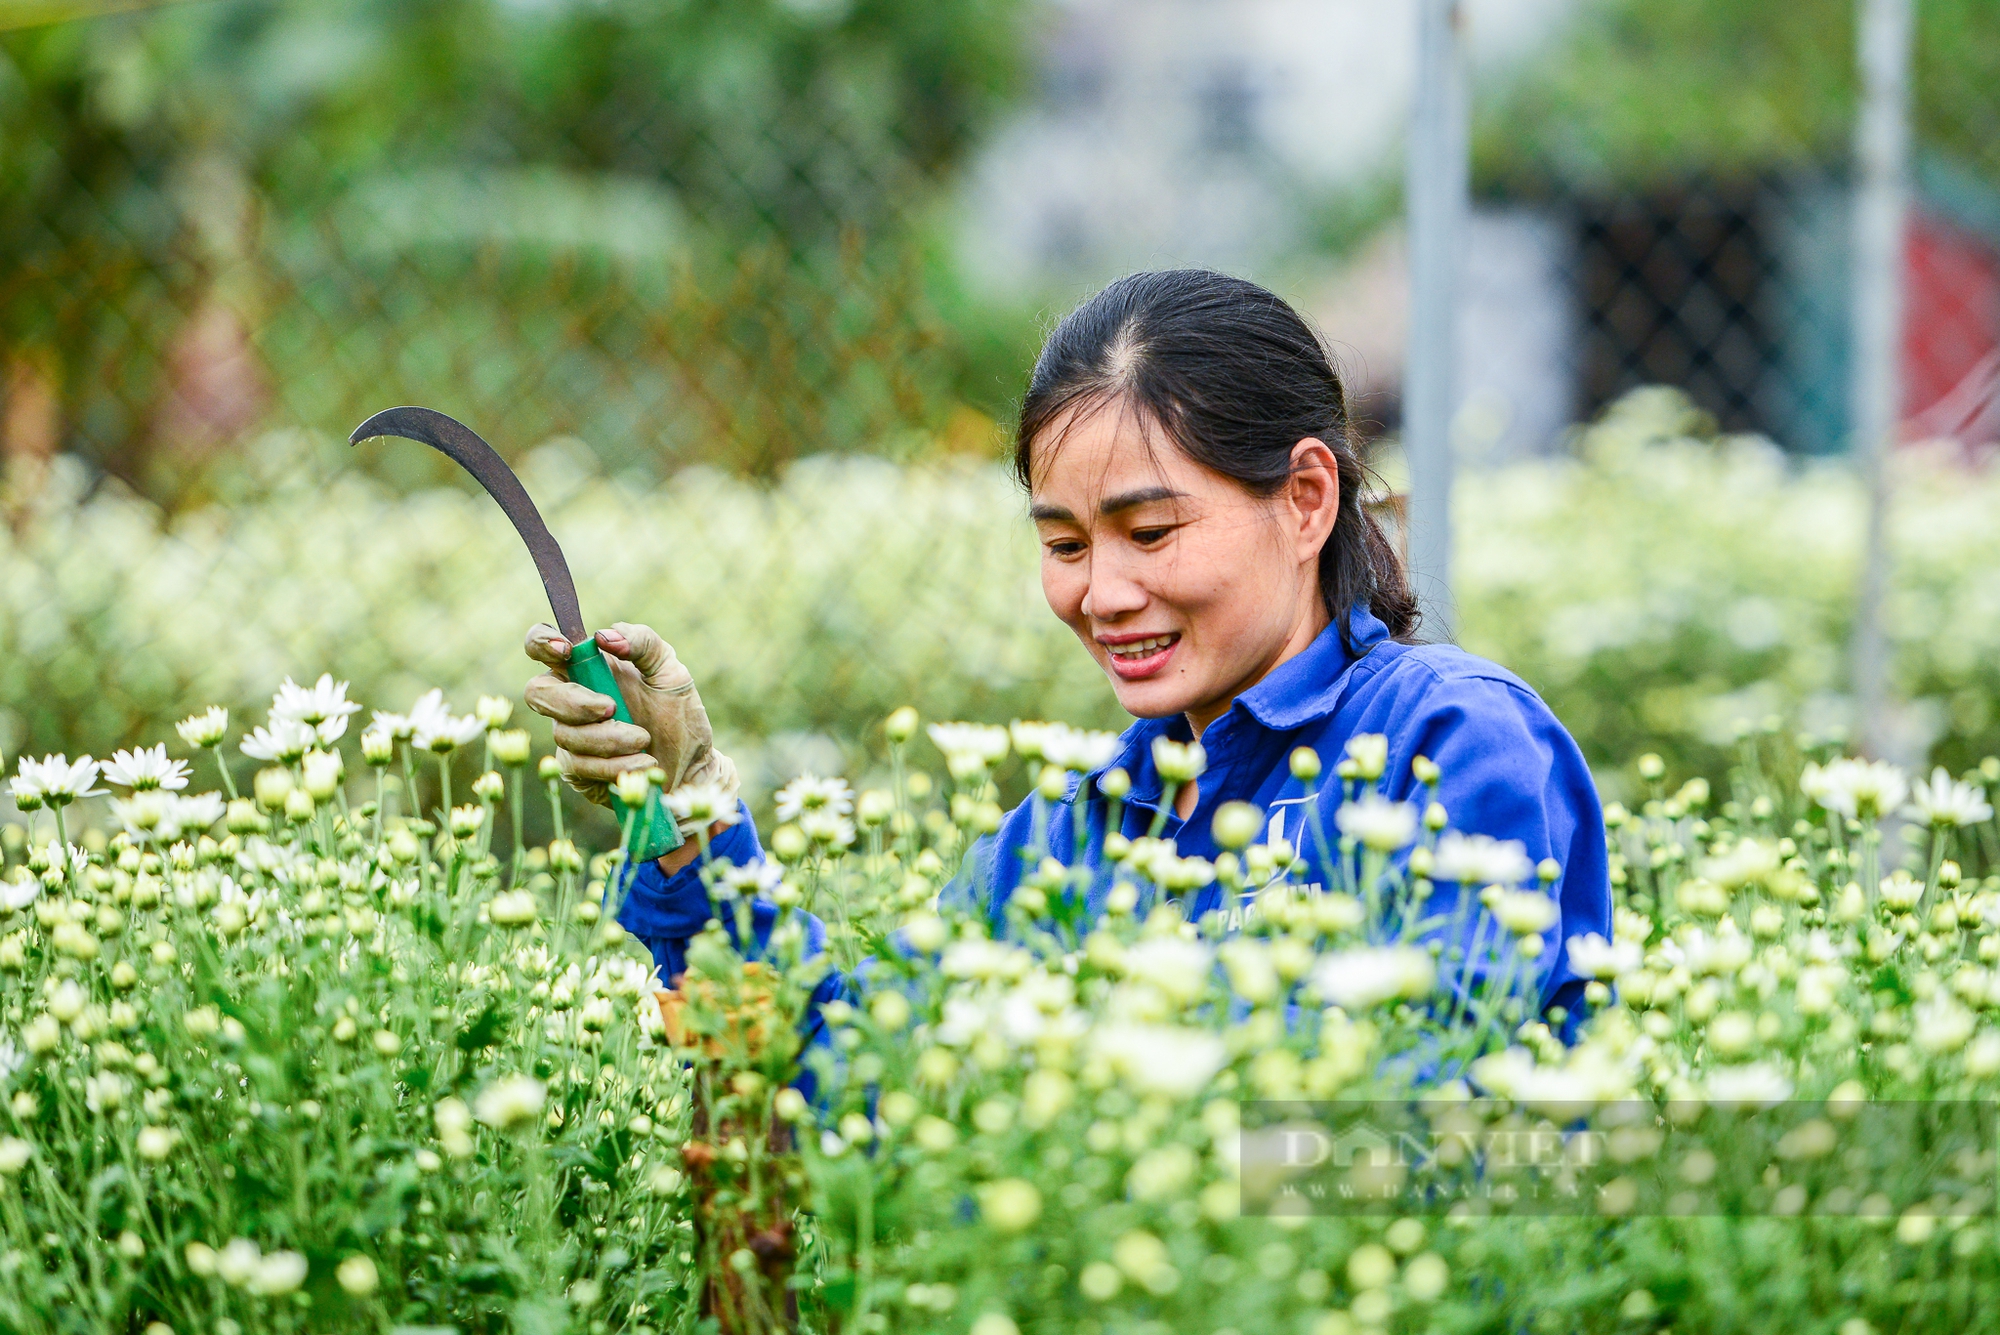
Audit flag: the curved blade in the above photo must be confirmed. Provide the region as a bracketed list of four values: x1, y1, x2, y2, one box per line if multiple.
[350, 406, 586, 644]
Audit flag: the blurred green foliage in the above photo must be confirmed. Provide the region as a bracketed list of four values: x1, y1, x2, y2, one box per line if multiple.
[1476, 0, 2000, 189]
[0, 0, 1034, 501]
[1456, 389, 2000, 788]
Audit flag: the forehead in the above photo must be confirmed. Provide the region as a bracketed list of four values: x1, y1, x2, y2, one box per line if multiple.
[1028, 400, 1207, 504]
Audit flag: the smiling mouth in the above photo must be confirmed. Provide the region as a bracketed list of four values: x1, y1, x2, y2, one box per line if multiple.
[1100, 633, 1181, 678]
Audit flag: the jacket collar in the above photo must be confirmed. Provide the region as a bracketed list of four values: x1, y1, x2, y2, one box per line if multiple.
[1236, 603, 1389, 730]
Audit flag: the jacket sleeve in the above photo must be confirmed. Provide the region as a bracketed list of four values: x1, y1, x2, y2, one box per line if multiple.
[935, 792, 1065, 929]
[1377, 671, 1611, 1022]
[617, 801, 765, 943]
[619, 803, 830, 988]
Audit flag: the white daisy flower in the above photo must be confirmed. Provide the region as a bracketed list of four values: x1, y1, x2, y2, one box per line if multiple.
[1431, 831, 1534, 887]
[360, 725, 397, 765]
[1121, 937, 1215, 1004]
[1703, 1063, 1793, 1107]
[1044, 725, 1121, 773]
[927, 722, 1011, 779]
[1008, 721, 1060, 762]
[270, 674, 362, 744]
[1311, 945, 1437, 1009]
[665, 782, 741, 830]
[1333, 792, 1419, 852]
[473, 1075, 546, 1130]
[11, 755, 105, 807]
[406, 690, 484, 754]
[240, 718, 317, 763]
[1912, 997, 1976, 1054]
[101, 744, 191, 792]
[369, 711, 416, 742]
[1087, 1022, 1227, 1099]
[1150, 736, 1207, 784]
[774, 774, 854, 822]
[1565, 933, 1642, 980]
[110, 792, 171, 837]
[1902, 767, 1992, 828]
[1801, 757, 1908, 820]
[714, 858, 785, 901]
[163, 792, 225, 840]
[1341, 732, 1389, 780]
[2, 873, 41, 911]
[797, 808, 856, 849]
[1490, 888, 1559, 936]
[174, 706, 229, 748]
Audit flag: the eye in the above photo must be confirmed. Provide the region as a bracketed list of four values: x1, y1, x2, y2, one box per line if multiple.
[1044, 538, 1086, 558]
[1131, 526, 1175, 546]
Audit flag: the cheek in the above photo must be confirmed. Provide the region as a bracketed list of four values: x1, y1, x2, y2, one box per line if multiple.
[1041, 558, 1088, 625]
[1165, 524, 1285, 637]
[1156, 534, 1240, 614]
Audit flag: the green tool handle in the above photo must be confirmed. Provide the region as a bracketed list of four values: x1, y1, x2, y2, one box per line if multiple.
[567, 635, 685, 861]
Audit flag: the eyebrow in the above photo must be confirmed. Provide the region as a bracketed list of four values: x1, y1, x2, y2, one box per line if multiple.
[1029, 486, 1189, 523]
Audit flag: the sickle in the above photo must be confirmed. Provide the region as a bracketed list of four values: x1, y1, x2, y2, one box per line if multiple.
[348, 406, 686, 862]
[349, 406, 588, 646]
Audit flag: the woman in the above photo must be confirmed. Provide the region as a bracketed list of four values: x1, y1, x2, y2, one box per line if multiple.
[522, 269, 1611, 1027]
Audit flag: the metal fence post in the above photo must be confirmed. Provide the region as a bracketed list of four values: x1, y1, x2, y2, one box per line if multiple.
[1850, 0, 1913, 759]
[1405, 0, 1469, 643]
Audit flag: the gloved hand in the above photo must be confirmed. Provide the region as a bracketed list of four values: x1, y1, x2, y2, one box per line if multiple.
[522, 622, 739, 818]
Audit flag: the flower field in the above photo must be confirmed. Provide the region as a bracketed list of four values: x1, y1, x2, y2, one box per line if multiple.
[6, 390, 2000, 808]
[3, 664, 1999, 1333]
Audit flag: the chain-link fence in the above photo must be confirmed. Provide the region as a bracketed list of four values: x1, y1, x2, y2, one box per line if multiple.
[1416, 0, 2000, 769]
[1459, 0, 1998, 466]
[0, 0, 1032, 509]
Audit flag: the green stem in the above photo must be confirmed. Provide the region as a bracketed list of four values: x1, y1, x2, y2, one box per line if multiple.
[510, 769, 527, 883]
[853, 1165, 876, 1330]
[547, 776, 567, 847]
[436, 753, 454, 824]
[51, 806, 75, 897]
[609, 801, 641, 920]
[1860, 825, 1881, 909]
[212, 747, 238, 801]
[400, 744, 420, 827]
[1922, 827, 1947, 909]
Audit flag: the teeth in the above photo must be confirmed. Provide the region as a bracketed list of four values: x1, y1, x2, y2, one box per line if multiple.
[1109, 635, 1177, 659]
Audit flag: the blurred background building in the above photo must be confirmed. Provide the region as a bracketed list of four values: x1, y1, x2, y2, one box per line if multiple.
[963, 0, 1998, 463]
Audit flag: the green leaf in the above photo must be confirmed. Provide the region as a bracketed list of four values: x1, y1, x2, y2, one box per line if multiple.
[455, 999, 508, 1052]
[511, 1297, 568, 1335]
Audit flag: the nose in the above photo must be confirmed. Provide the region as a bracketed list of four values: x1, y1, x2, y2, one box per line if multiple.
[1080, 548, 1148, 623]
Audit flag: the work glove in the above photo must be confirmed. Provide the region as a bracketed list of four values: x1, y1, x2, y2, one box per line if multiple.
[522, 621, 739, 819]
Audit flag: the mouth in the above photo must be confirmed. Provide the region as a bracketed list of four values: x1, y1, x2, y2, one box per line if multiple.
[1098, 632, 1181, 680]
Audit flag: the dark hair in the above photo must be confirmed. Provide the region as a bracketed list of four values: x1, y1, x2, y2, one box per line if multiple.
[1014, 269, 1419, 649]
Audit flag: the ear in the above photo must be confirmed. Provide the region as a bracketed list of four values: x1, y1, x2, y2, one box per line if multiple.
[1285, 437, 1342, 563]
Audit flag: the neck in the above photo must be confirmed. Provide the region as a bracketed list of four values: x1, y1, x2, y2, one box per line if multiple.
[1183, 597, 1334, 738]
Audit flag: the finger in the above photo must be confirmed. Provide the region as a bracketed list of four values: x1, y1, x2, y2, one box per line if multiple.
[566, 781, 605, 807]
[556, 767, 611, 807]
[561, 748, 656, 786]
[524, 673, 617, 726]
[524, 623, 574, 670]
[552, 718, 653, 759]
[607, 621, 693, 692]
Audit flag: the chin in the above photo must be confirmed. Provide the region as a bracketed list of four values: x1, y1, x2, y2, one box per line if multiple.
[1109, 679, 1198, 721]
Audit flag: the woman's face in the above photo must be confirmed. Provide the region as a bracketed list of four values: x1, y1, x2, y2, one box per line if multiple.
[1030, 402, 1340, 735]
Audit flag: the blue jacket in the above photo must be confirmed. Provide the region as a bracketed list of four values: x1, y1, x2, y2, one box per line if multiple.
[622, 604, 1610, 1024]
